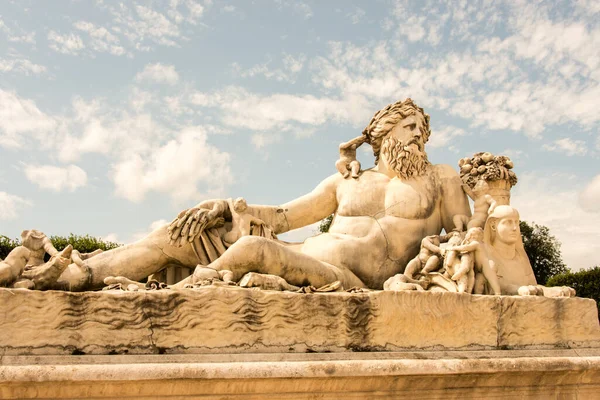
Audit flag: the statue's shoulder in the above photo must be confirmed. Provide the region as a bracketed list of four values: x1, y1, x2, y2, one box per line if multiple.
[431, 163, 460, 179]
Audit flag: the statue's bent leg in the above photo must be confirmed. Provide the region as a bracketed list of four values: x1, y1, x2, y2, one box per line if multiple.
[0, 246, 29, 286]
[203, 236, 365, 289]
[56, 225, 198, 291]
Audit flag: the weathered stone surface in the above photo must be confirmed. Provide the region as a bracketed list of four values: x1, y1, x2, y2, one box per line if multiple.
[1, 288, 598, 355]
[1, 351, 600, 399]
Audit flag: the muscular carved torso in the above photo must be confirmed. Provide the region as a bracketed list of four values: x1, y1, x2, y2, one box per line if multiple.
[299, 167, 450, 289]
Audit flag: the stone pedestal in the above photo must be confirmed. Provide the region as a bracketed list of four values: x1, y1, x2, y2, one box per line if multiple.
[1, 287, 599, 354]
[1, 288, 599, 398]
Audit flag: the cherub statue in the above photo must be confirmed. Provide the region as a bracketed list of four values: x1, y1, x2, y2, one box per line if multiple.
[335, 135, 367, 179]
[0, 230, 74, 290]
[445, 227, 502, 295]
[442, 230, 464, 276]
[463, 180, 497, 230]
[222, 197, 274, 245]
[403, 235, 443, 279]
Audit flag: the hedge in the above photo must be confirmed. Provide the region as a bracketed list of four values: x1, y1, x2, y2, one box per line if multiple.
[0, 234, 121, 261]
[547, 267, 600, 315]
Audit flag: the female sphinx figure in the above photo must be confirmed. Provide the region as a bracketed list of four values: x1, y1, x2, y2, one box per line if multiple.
[483, 205, 574, 297]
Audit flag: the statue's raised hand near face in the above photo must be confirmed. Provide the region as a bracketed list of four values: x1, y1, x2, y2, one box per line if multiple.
[335, 135, 367, 179]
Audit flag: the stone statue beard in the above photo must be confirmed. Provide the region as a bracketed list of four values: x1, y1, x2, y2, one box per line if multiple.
[380, 136, 430, 179]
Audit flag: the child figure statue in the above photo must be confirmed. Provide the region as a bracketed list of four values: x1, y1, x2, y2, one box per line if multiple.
[0, 230, 73, 290]
[445, 227, 502, 295]
[403, 235, 443, 279]
[222, 197, 274, 246]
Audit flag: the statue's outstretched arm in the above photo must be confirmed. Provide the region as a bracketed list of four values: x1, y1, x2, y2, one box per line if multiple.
[249, 173, 340, 234]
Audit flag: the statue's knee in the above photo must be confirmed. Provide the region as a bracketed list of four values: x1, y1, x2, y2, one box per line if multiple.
[234, 235, 268, 251]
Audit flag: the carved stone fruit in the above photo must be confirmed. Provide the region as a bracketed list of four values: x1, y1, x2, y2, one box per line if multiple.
[461, 164, 473, 173]
[477, 165, 487, 174]
[481, 152, 494, 163]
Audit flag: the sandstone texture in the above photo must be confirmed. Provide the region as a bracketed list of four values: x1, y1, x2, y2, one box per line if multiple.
[1, 287, 598, 355]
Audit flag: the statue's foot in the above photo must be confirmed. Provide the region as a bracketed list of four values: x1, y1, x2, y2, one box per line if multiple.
[12, 279, 35, 289]
[239, 272, 299, 291]
[191, 266, 221, 283]
[20, 245, 73, 290]
[384, 274, 427, 291]
[517, 285, 545, 296]
[541, 286, 576, 298]
[103, 276, 146, 291]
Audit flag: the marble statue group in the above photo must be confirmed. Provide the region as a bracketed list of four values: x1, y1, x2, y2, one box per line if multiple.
[0, 99, 575, 298]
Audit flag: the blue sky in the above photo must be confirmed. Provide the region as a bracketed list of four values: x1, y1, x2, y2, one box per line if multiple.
[1, 0, 599, 271]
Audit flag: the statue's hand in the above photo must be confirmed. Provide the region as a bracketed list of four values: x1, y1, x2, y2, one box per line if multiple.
[335, 136, 366, 179]
[168, 207, 225, 247]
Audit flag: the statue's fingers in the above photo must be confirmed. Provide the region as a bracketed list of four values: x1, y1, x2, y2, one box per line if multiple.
[170, 224, 184, 241]
[181, 223, 191, 238]
[189, 219, 199, 237]
[168, 219, 179, 233]
[177, 209, 194, 228]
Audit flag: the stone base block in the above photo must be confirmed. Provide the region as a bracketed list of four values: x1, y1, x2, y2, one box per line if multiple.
[1, 287, 599, 355]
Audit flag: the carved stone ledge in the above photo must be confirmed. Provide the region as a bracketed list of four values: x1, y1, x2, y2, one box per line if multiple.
[1, 287, 598, 355]
[1, 351, 600, 399]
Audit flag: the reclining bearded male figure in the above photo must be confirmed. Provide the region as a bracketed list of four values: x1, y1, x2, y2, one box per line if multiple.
[55, 98, 471, 292]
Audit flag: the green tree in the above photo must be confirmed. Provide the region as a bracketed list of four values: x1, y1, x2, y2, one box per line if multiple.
[319, 214, 333, 233]
[520, 221, 569, 285]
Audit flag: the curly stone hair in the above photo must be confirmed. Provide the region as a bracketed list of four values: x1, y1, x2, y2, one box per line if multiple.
[362, 98, 431, 164]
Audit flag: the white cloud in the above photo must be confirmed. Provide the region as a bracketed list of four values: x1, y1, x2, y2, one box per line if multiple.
[101, 233, 120, 243]
[347, 7, 365, 24]
[135, 63, 179, 85]
[8, 31, 36, 44]
[428, 126, 467, 148]
[274, 0, 313, 19]
[0, 58, 46, 75]
[24, 164, 88, 192]
[543, 138, 588, 156]
[0, 17, 36, 44]
[206, 86, 369, 131]
[130, 219, 169, 242]
[111, 127, 232, 203]
[0, 89, 56, 149]
[501, 148, 525, 160]
[0, 192, 32, 220]
[222, 5, 236, 13]
[47, 31, 85, 55]
[512, 173, 600, 270]
[579, 175, 600, 213]
[282, 53, 305, 74]
[232, 53, 305, 83]
[251, 133, 280, 149]
[73, 21, 126, 56]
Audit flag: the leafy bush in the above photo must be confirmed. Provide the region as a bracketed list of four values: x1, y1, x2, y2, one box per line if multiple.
[547, 267, 600, 315]
[0, 233, 121, 261]
[319, 214, 333, 233]
[49, 234, 121, 253]
[0, 236, 21, 260]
